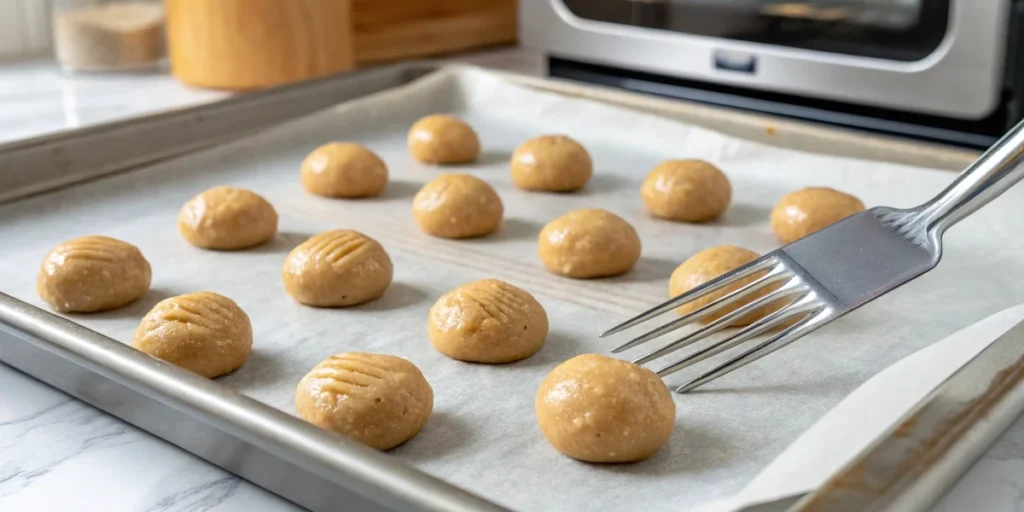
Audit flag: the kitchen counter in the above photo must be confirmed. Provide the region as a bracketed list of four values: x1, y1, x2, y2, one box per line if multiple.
[1, 48, 1022, 511]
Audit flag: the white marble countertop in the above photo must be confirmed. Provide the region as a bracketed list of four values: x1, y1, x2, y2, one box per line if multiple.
[0, 61, 228, 145]
[0, 49, 1022, 512]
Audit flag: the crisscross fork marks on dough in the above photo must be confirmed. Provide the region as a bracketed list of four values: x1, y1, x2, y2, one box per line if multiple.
[325, 240, 368, 267]
[312, 372, 375, 391]
[310, 354, 401, 396]
[160, 294, 234, 332]
[57, 237, 134, 264]
[195, 294, 237, 320]
[311, 371, 372, 390]
[60, 243, 120, 262]
[59, 249, 119, 264]
[307, 232, 369, 267]
[338, 353, 399, 375]
[319, 359, 388, 383]
[462, 291, 511, 323]
[316, 379, 372, 400]
[487, 283, 528, 316]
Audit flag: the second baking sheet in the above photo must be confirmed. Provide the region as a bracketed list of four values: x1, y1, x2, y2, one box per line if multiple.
[2, 68, 1023, 512]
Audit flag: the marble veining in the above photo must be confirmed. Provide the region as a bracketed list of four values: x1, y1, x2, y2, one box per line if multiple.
[0, 364, 296, 512]
[141, 475, 241, 512]
[0, 49, 1021, 511]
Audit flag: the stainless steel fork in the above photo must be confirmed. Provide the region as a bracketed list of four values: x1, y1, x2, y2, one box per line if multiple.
[602, 120, 1024, 393]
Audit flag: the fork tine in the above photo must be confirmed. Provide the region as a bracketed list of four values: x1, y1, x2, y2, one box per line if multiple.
[611, 265, 791, 354]
[654, 294, 821, 377]
[674, 308, 831, 393]
[631, 278, 806, 365]
[600, 255, 778, 338]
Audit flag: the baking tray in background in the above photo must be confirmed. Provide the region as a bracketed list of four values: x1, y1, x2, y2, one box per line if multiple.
[0, 62, 1016, 512]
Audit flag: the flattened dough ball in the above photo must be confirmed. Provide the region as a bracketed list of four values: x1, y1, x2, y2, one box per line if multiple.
[428, 279, 549, 363]
[282, 230, 393, 307]
[669, 246, 783, 327]
[408, 115, 480, 164]
[296, 352, 433, 450]
[538, 209, 641, 278]
[37, 235, 152, 313]
[511, 135, 593, 192]
[771, 187, 865, 244]
[178, 186, 278, 250]
[132, 292, 252, 378]
[641, 159, 732, 222]
[413, 173, 503, 239]
[536, 354, 675, 463]
[301, 142, 388, 198]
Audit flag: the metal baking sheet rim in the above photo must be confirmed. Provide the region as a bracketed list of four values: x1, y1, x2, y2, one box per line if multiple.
[0, 62, 511, 512]
[0, 293, 505, 512]
[0, 61, 1002, 512]
[794, 322, 1024, 512]
[0, 62, 979, 206]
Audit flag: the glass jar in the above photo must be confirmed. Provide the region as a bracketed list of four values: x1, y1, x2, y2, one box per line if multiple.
[50, 0, 166, 72]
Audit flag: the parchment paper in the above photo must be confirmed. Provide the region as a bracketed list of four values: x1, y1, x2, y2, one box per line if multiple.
[718, 303, 1024, 512]
[2, 68, 1024, 512]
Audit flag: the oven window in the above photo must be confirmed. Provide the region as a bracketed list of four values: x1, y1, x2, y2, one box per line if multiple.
[560, 0, 950, 61]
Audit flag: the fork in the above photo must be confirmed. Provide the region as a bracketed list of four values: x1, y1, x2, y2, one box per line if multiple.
[602, 120, 1024, 393]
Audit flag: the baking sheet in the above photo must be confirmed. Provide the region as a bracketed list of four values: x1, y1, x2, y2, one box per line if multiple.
[718, 303, 1024, 511]
[1, 68, 1023, 512]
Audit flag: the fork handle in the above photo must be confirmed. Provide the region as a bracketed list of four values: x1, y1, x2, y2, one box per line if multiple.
[917, 119, 1024, 234]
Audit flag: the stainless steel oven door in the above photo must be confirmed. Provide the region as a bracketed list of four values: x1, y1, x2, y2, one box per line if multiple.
[520, 0, 1008, 120]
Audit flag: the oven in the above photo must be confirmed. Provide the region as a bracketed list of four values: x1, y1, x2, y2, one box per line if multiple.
[520, 1, 1022, 148]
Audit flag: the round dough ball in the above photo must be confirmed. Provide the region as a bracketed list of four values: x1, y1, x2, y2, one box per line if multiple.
[538, 209, 641, 278]
[178, 186, 278, 250]
[771, 187, 866, 244]
[408, 115, 480, 164]
[36, 235, 152, 313]
[295, 352, 433, 450]
[536, 354, 675, 463]
[669, 246, 783, 327]
[641, 159, 732, 222]
[511, 135, 593, 192]
[132, 291, 252, 378]
[413, 173, 503, 239]
[300, 142, 388, 198]
[428, 279, 549, 363]
[282, 230, 393, 307]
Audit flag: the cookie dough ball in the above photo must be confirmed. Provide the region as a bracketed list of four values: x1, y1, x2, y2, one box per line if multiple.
[428, 279, 549, 363]
[282, 230, 393, 307]
[413, 173, 503, 239]
[132, 292, 252, 378]
[771, 187, 866, 244]
[36, 235, 152, 313]
[536, 354, 675, 463]
[408, 115, 480, 164]
[301, 142, 388, 198]
[178, 186, 278, 250]
[296, 352, 433, 450]
[538, 209, 641, 278]
[511, 135, 593, 192]
[670, 246, 783, 327]
[641, 159, 732, 222]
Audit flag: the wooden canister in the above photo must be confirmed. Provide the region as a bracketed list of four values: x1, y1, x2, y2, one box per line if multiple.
[352, 0, 518, 65]
[165, 0, 355, 90]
